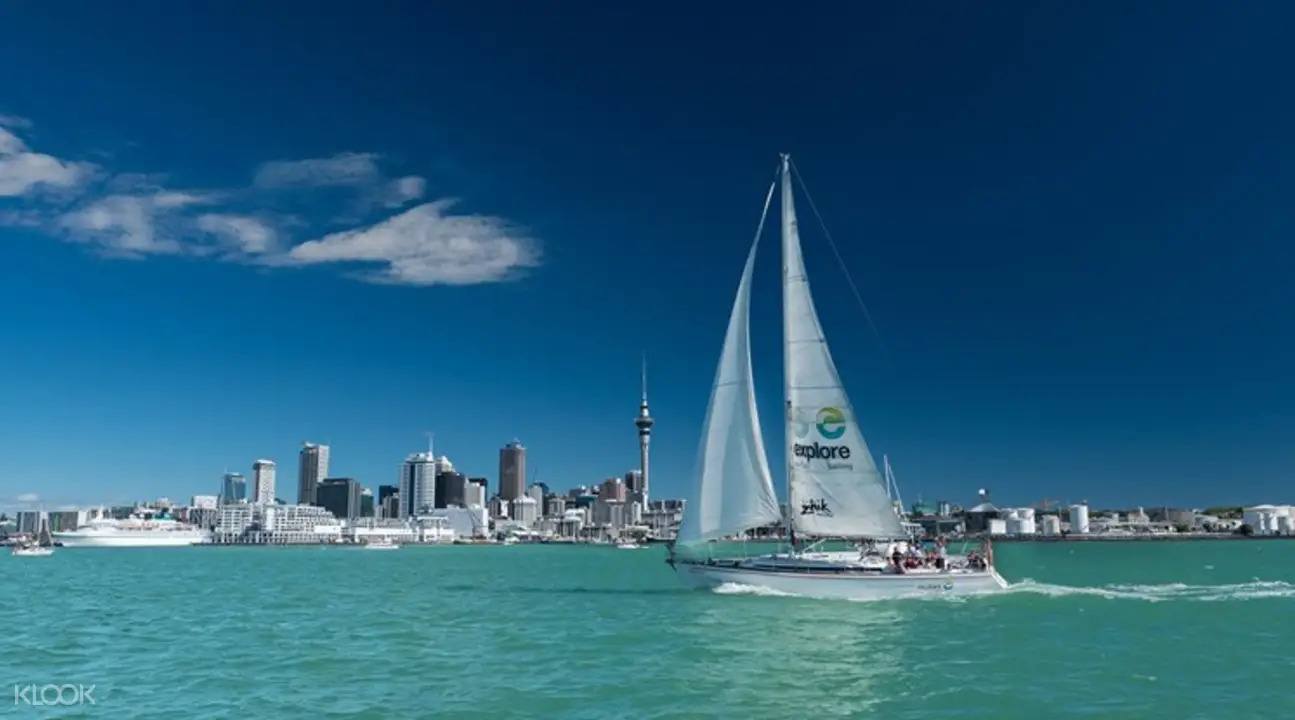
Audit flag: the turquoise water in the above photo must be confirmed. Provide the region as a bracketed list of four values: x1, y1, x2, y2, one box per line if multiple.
[6, 540, 1294, 718]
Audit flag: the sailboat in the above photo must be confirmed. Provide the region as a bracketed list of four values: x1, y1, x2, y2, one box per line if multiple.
[669, 155, 1007, 600]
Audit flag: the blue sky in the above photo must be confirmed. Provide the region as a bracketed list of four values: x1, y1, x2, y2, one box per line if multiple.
[2, 2, 1294, 510]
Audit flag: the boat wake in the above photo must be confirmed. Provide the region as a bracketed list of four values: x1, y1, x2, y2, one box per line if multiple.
[1006, 579, 1295, 602]
[708, 579, 1295, 603]
[712, 582, 799, 598]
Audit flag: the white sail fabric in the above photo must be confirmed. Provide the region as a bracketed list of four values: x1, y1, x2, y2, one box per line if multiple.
[678, 198, 782, 544]
[780, 157, 904, 539]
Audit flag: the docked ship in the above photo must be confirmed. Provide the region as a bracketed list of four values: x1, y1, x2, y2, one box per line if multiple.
[52, 510, 210, 548]
[668, 155, 1007, 600]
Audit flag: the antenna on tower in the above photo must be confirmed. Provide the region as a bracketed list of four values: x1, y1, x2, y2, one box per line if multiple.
[640, 352, 648, 402]
[426, 431, 434, 456]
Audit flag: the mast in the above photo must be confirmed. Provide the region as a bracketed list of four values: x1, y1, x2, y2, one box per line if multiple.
[780, 153, 795, 549]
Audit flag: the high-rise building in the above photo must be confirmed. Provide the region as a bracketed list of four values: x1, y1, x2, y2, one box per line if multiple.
[360, 488, 375, 518]
[252, 460, 276, 504]
[378, 485, 401, 520]
[400, 452, 437, 518]
[222, 472, 247, 504]
[377, 484, 399, 507]
[600, 476, 626, 502]
[467, 477, 488, 506]
[298, 443, 330, 505]
[634, 357, 654, 505]
[526, 483, 545, 508]
[499, 440, 526, 501]
[318, 477, 362, 520]
[435, 471, 467, 509]
[512, 496, 539, 527]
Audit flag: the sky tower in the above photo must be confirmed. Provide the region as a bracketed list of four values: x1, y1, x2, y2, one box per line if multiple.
[635, 356, 654, 505]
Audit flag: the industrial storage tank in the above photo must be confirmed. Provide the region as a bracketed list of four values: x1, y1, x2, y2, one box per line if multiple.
[1069, 504, 1090, 534]
[1278, 515, 1293, 535]
[1040, 515, 1062, 535]
[987, 518, 1007, 536]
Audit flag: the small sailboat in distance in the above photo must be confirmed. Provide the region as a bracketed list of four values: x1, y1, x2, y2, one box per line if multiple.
[668, 155, 1007, 600]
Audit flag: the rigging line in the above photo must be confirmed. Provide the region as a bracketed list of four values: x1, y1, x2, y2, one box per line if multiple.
[788, 158, 890, 359]
[750, 161, 781, 254]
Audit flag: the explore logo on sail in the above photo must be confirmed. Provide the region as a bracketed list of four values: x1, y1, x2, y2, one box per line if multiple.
[815, 407, 846, 439]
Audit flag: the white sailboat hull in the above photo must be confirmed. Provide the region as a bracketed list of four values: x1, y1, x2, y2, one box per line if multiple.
[675, 560, 1008, 600]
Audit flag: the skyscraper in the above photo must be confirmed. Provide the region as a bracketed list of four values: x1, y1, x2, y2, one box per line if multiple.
[399, 452, 437, 518]
[298, 443, 330, 505]
[634, 357, 654, 505]
[252, 460, 276, 504]
[435, 470, 467, 509]
[317, 477, 362, 520]
[221, 472, 247, 504]
[499, 440, 526, 501]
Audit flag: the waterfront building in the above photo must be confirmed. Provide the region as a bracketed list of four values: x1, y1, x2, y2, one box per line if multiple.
[464, 480, 486, 508]
[545, 495, 567, 518]
[400, 452, 437, 519]
[191, 494, 219, 510]
[435, 471, 467, 508]
[512, 496, 539, 527]
[499, 440, 526, 501]
[347, 518, 419, 544]
[1069, 504, 1090, 534]
[634, 357, 654, 504]
[297, 442, 330, 505]
[318, 478, 363, 520]
[14, 510, 46, 534]
[624, 470, 644, 497]
[377, 484, 399, 517]
[600, 477, 626, 503]
[526, 483, 545, 509]
[644, 498, 685, 540]
[252, 460, 277, 504]
[593, 497, 626, 529]
[1243, 505, 1294, 536]
[963, 502, 1000, 534]
[1003, 508, 1037, 535]
[488, 495, 509, 520]
[360, 489, 374, 518]
[221, 472, 248, 504]
[213, 503, 342, 544]
[425, 506, 488, 539]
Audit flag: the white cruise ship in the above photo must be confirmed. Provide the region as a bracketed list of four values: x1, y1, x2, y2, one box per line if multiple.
[53, 511, 210, 548]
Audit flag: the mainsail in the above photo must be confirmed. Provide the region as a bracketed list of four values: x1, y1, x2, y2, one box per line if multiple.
[780, 155, 904, 539]
[677, 183, 783, 544]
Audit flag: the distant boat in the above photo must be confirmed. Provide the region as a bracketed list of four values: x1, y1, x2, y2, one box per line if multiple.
[668, 155, 1007, 600]
[364, 538, 400, 551]
[11, 540, 54, 557]
[616, 541, 644, 550]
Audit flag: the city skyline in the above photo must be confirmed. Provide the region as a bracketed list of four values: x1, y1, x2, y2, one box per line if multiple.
[5, 4, 1295, 511]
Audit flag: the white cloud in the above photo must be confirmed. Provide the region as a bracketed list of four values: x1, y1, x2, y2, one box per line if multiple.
[0, 126, 96, 196]
[254, 152, 381, 189]
[58, 192, 209, 256]
[285, 200, 539, 285]
[254, 152, 426, 213]
[380, 175, 426, 208]
[197, 213, 278, 254]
